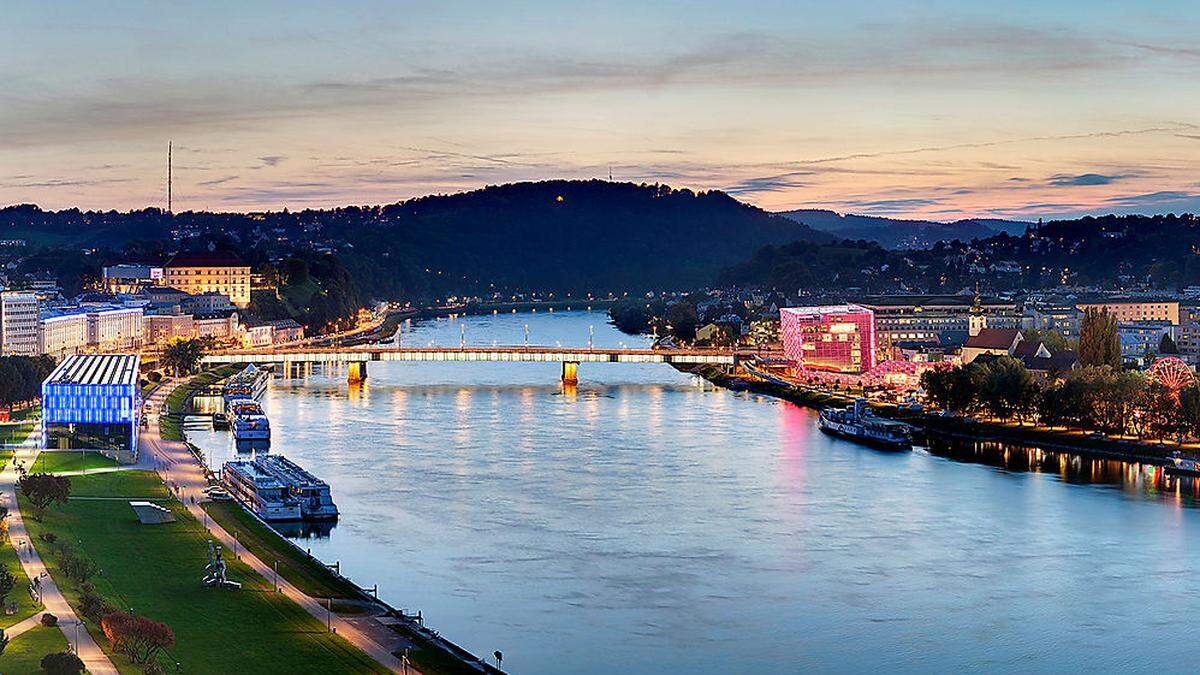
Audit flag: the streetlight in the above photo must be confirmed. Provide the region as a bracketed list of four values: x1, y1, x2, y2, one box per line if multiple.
[523, 324, 529, 348]
[74, 619, 83, 653]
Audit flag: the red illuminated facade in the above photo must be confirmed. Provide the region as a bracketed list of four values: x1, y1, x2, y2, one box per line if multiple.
[780, 304, 877, 373]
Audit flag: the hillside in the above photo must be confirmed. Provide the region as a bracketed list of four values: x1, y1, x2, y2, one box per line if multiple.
[776, 209, 1029, 250]
[1, 181, 833, 298]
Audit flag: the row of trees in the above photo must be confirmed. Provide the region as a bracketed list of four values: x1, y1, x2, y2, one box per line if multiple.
[0, 356, 55, 409]
[922, 357, 1200, 442]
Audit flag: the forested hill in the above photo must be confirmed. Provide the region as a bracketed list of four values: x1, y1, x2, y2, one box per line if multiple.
[0, 180, 832, 297]
[339, 180, 834, 295]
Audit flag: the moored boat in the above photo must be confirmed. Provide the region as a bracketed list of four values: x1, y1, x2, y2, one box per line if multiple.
[818, 398, 912, 451]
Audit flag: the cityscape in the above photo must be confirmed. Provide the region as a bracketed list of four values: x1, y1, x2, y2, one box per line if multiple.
[4, 1, 1200, 674]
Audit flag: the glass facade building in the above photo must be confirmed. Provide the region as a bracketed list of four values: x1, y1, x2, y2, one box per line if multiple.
[41, 354, 140, 460]
[780, 305, 877, 373]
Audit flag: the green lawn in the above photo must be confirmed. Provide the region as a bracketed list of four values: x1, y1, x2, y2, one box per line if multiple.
[201, 502, 362, 602]
[20, 471, 388, 674]
[0, 624, 70, 673]
[0, 533, 40, 629]
[161, 366, 241, 442]
[30, 451, 119, 474]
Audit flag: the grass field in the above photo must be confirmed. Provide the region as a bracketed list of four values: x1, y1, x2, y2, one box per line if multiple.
[30, 450, 119, 474]
[20, 471, 388, 674]
[161, 366, 241, 442]
[0, 624, 70, 672]
[0, 533, 40, 629]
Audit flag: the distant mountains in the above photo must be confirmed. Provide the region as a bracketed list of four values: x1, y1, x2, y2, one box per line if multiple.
[776, 209, 1031, 250]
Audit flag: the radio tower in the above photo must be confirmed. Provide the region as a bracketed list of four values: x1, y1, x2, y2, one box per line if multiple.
[167, 141, 173, 215]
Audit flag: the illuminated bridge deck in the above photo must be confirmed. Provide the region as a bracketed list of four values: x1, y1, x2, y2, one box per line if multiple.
[201, 346, 737, 366]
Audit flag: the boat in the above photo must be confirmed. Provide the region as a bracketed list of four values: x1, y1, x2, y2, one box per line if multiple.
[221, 460, 301, 521]
[1166, 452, 1200, 476]
[228, 397, 270, 445]
[256, 455, 339, 520]
[222, 364, 269, 403]
[818, 398, 912, 451]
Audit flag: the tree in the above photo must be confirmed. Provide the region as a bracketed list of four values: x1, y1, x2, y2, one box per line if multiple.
[0, 566, 13, 606]
[977, 357, 1039, 422]
[1179, 386, 1200, 440]
[1139, 382, 1179, 442]
[162, 338, 205, 376]
[40, 651, 85, 675]
[100, 612, 175, 665]
[0, 628, 7, 657]
[1078, 308, 1120, 367]
[1159, 333, 1179, 355]
[665, 301, 699, 342]
[17, 473, 71, 521]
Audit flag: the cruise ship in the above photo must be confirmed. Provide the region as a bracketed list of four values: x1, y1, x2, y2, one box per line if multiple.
[222, 364, 269, 403]
[818, 399, 912, 451]
[227, 397, 271, 445]
[222, 460, 302, 521]
[257, 455, 339, 520]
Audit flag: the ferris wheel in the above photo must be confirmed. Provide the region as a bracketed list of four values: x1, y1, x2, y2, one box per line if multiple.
[1149, 356, 1195, 393]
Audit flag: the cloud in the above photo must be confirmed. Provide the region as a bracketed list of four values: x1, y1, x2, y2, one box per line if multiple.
[257, 155, 286, 167]
[1047, 172, 1133, 187]
[197, 175, 239, 187]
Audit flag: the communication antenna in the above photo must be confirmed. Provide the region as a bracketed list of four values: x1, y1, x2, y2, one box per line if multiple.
[608, 164, 613, 181]
[167, 141, 173, 215]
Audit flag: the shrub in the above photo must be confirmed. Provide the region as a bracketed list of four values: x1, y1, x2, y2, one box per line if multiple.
[41, 612, 58, 626]
[61, 555, 98, 584]
[39, 532, 57, 544]
[80, 581, 95, 594]
[148, 371, 163, 383]
[80, 591, 115, 623]
[41, 651, 85, 675]
[101, 612, 175, 665]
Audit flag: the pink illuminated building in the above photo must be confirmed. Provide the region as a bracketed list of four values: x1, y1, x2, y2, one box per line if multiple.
[780, 304, 877, 373]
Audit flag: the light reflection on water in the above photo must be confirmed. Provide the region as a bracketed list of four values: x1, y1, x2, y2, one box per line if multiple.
[186, 311, 1200, 674]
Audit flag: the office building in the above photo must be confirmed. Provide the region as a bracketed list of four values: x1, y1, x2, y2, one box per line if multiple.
[1, 292, 40, 355]
[41, 354, 141, 462]
[780, 304, 876, 373]
[164, 253, 251, 307]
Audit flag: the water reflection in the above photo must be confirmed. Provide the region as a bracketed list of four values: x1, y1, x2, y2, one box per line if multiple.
[925, 435, 1200, 507]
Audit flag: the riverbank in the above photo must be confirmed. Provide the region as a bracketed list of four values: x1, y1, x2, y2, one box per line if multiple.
[690, 364, 1187, 467]
[170, 369, 505, 675]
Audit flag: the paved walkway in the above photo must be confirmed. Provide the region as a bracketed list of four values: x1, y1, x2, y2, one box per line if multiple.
[1, 441, 118, 674]
[142, 378, 412, 674]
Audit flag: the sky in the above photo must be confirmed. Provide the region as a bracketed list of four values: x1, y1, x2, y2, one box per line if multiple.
[2, 0, 1199, 221]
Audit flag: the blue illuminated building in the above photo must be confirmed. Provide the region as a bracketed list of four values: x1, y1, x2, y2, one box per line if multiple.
[42, 354, 141, 462]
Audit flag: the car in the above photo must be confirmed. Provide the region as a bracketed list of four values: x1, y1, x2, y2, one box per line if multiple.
[206, 488, 233, 502]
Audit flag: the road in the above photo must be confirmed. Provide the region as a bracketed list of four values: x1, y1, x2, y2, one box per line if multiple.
[140, 379, 415, 674]
[1, 441, 118, 674]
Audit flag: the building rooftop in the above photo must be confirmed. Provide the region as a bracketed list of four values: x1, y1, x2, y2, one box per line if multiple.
[781, 303, 871, 316]
[45, 354, 140, 387]
[963, 328, 1021, 350]
[166, 252, 248, 268]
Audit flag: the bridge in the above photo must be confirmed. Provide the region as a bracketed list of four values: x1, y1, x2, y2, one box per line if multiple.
[201, 345, 737, 384]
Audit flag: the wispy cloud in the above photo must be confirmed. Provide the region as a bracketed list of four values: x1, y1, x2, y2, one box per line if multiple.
[1047, 172, 1134, 187]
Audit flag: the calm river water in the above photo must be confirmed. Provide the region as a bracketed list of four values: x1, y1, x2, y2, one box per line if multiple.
[189, 311, 1200, 674]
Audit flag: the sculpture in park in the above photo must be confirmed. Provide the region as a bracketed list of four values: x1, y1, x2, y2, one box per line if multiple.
[202, 540, 242, 590]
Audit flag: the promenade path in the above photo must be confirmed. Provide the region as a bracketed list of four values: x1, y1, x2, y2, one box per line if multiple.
[1, 440, 118, 674]
[141, 379, 414, 674]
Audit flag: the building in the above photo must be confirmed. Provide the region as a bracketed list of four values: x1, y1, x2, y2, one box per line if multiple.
[1118, 320, 1175, 364]
[87, 306, 144, 352]
[243, 319, 274, 348]
[0, 292, 40, 355]
[101, 264, 163, 294]
[856, 294, 1021, 346]
[1024, 303, 1082, 341]
[961, 328, 1023, 364]
[1178, 303, 1200, 364]
[144, 313, 195, 345]
[39, 310, 90, 358]
[164, 252, 251, 308]
[181, 291, 235, 315]
[780, 304, 876, 373]
[41, 354, 141, 463]
[194, 311, 240, 341]
[267, 319, 304, 344]
[1076, 298, 1179, 325]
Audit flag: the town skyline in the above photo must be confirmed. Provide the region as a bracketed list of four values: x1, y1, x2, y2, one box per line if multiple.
[4, 1, 1200, 220]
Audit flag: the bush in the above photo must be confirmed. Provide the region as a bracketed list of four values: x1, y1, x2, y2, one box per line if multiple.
[39, 532, 57, 544]
[101, 611, 175, 665]
[41, 651, 86, 675]
[80, 581, 95, 594]
[41, 612, 58, 626]
[80, 591, 115, 623]
[61, 555, 98, 584]
[148, 371, 163, 383]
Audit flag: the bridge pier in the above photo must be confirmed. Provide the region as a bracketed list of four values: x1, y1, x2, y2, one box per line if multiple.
[561, 361, 578, 385]
[348, 361, 368, 383]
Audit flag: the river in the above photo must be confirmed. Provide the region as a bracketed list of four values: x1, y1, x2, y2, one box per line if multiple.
[188, 310, 1200, 674]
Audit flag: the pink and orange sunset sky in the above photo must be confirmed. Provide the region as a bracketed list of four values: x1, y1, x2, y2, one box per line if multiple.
[3, 1, 1199, 220]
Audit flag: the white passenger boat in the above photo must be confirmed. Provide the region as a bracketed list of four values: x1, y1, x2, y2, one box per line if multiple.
[221, 460, 301, 521]
[818, 399, 912, 451]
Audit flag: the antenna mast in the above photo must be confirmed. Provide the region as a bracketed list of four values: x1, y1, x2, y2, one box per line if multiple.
[167, 141, 173, 215]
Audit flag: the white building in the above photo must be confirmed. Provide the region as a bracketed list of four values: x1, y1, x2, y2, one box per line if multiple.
[1, 292, 40, 355]
[87, 306, 145, 352]
[39, 311, 90, 358]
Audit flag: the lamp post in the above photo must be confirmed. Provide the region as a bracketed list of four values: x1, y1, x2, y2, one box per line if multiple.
[523, 324, 529, 348]
[588, 325, 593, 350]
